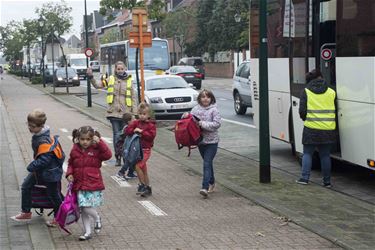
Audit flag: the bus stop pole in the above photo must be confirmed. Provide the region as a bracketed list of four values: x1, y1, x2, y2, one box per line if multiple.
[84, 0, 92, 107]
[259, 0, 271, 183]
[139, 14, 145, 102]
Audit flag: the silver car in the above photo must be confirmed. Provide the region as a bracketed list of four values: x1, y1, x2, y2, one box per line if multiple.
[144, 75, 199, 117]
[232, 60, 252, 115]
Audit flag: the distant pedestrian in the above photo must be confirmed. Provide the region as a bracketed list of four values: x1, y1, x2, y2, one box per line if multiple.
[116, 112, 138, 179]
[66, 126, 112, 241]
[87, 62, 138, 166]
[125, 102, 156, 197]
[0, 66, 3, 79]
[296, 69, 337, 187]
[10, 109, 65, 226]
[187, 89, 221, 198]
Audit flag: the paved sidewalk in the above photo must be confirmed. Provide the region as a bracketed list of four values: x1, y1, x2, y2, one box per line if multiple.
[0, 73, 371, 249]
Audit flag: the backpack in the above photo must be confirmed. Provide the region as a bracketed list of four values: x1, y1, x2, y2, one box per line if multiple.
[174, 114, 202, 156]
[55, 183, 80, 234]
[122, 134, 143, 167]
[115, 125, 128, 159]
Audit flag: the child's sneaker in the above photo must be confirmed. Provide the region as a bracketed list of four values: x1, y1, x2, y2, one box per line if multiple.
[94, 216, 102, 233]
[10, 212, 32, 222]
[199, 189, 208, 198]
[136, 184, 145, 195]
[296, 178, 309, 185]
[208, 183, 216, 193]
[46, 218, 58, 227]
[116, 172, 128, 181]
[323, 182, 332, 188]
[141, 186, 152, 197]
[79, 233, 92, 241]
[126, 172, 137, 179]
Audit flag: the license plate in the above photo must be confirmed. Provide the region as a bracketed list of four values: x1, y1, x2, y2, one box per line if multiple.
[170, 104, 189, 109]
[185, 75, 194, 78]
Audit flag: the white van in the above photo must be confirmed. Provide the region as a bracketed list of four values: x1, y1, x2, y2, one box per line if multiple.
[66, 54, 87, 79]
[232, 60, 252, 115]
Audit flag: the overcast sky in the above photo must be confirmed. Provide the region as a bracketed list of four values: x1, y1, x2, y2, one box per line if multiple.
[0, 0, 101, 39]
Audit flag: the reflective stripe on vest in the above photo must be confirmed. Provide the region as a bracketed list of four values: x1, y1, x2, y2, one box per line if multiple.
[35, 136, 64, 159]
[304, 87, 336, 130]
[106, 75, 133, 107]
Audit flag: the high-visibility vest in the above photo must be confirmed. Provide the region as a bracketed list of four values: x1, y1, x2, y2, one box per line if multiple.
[304, 87, 336, 130]
[106, 75, 133, 107]
[35, 136, 64, 159]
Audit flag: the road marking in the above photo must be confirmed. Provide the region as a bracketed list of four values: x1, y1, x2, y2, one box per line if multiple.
[67, 135, 73, 141]
[218, 98, 228, 101]
[138, 201, 167, 216]
[102, 137, 113, 144]
[222, 118, 256, 128]
[59, 128, 69, 133]
[111, 175, 131, 187]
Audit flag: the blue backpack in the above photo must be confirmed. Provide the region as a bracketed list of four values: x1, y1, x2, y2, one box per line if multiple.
[122, 134, 143, 167]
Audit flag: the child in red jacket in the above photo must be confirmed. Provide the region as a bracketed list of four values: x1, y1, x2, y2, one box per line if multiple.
[66, 126, 112, 241]
[125, 103, 156, 197]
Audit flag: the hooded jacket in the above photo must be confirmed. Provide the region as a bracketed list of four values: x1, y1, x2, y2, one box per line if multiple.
[26, 126, 65, 182]
[66, 139, 112, 192]
[299, 78, 337, 145]
[190, 104, 221, 144]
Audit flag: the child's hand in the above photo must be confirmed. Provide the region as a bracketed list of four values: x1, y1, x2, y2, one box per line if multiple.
[93, 136, 100, 144]
[182, 112, 189, 119]
[134, 128, 143, 133]
[67, 175, 74, 182]
[198, 121, 203, 127]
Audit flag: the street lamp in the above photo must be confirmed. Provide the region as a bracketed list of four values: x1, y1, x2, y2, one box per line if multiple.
[38, 16, 45, 87]
[234, 12, 242, 67]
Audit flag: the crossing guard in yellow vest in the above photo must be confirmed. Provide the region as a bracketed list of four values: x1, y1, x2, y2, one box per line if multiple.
[297, 69, 337, 187]
[87, 61, 138, 166]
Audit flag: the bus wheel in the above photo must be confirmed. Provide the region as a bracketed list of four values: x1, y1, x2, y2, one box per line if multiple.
[234, 92, 247, 115]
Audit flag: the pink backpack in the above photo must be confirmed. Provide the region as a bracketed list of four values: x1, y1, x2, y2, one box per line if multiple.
[175, 114, 202, 156]
[55, 183, 80, 234]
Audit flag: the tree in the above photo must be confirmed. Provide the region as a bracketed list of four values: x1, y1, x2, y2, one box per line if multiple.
[21, 19, 39, 79]
[0, 23, 24, 63]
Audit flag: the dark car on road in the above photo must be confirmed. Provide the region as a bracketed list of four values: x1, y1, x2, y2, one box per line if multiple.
[178, 57, 205, 79]
[53, 67, 80, 87]
[168, 65, 203, 89]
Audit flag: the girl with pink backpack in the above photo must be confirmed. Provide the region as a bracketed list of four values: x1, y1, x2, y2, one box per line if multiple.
[66, 126, 112, 240]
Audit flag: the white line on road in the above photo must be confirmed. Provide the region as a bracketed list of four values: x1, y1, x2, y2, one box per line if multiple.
[138, 201, 167, 216]
[67, 135, 73, 141]
[102, 137, 113, 144]
[111, 175, 131, 187]
[59, 128, 69, 133]
[222, 118, 256, 128]
[218, 98, 228, 101]
[63, 162, 68, 172]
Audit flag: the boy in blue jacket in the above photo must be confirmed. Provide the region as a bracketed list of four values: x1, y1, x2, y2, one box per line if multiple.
[11, 109, 65, 226]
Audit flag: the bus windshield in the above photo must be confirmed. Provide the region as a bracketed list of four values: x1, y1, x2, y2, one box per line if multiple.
[127, 40, 169, 70]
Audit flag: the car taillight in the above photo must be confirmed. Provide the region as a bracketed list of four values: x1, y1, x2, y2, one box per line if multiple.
[194, 73, 202, 78]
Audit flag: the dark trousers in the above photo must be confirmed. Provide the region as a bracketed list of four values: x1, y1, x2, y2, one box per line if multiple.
[198, 143, 218, 190]
[21, 173, 62, 216]
[108, 117, 124, 156]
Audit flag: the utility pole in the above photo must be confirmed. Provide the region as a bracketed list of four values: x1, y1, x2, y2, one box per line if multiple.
[84, 0, 92, 107]
[259, 0, 271, 183]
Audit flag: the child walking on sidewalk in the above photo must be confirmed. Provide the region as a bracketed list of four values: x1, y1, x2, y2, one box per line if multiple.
[190, 89, 221, 198]
[66, 126, 112, 241]
[11, 109, 64, 225]
[125, 103, 156, 197]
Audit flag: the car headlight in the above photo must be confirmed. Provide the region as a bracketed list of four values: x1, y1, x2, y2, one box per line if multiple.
[149, 97, 163, 103]
[57, 77, 63, 81]
[73, 75, 79, 80]
[193, 94, 198, 101]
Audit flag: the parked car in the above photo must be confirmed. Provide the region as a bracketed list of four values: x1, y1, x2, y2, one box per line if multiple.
[90, 60, 100, 72]
[178, 57, 205, 79]
[232, 60, 252, 115]
[168, 65, 202, 89]
[53, 67, 80, 87]
[44, 68, 54, 83]
[144, 75, 198, 117]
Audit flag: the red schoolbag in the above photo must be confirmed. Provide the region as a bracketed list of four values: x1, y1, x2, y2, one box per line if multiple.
[175, 114, 201, 156]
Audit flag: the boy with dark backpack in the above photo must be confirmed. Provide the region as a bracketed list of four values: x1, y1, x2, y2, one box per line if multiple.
[11, 109, 65, 226]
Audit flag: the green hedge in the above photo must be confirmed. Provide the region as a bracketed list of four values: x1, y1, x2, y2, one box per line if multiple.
[31, 76, 43, 85]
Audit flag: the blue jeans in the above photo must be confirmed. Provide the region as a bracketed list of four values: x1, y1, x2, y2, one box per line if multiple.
[21, 173, 62, 216]
[108, 117, 124, 155]
[301, 144, 332, 184]
[198, 143, 218, 190]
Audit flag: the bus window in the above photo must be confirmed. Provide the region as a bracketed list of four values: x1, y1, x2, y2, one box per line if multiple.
[337, 0, 375, 56]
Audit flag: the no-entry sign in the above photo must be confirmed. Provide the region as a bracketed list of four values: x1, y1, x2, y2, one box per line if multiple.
[321, 48, 332, 61]
[84, 48, 93, 58]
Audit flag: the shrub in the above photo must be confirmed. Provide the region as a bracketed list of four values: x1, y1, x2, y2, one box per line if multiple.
[31, 76, 43, 85]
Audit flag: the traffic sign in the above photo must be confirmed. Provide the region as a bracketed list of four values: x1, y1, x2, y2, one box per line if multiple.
[84, 48, 93, 58]
[321, 48, 332, 61]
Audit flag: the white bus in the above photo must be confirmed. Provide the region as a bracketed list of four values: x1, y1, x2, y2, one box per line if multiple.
[99, 38, 170, 75]
[249, 0, 375, 170]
